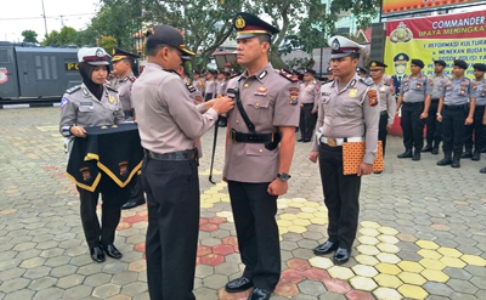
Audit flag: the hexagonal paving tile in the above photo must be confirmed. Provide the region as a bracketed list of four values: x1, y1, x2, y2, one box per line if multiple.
[287, 258, 311, 272]
[421, 269, 450, 283]
[354, 255, 379, 266]
[377, 227, 398, 236]
[303, 267, 330, 281]
[351, 265, 378, 278]
[349, 276, 378, 291]
[375, 263, 402, 275]
[274, 281, 299, 298]
[374, 273, 403, 289]
[398, 272, 427, 285]
[361, 221, 380, 229]
[416, 240, 439, 250]
[460, 255, 486, 267]
[397, 261, 424, 273]
[417, 249, 442, 260]
[437, 247, 462, 258]
[373, 287, 404, 300]
[309, 257, 334, 270]
[398, 284, 428, 300]
[419, 259, 446, 271]
[359, 228, 380, 237]
[280, 269, 306, 284]
[356, 245, 380, 256]
[328, 266, 354, 280]
[376, 243, 400, 254]
[376, 253, 401, 264]
[357, 236, 380, 246]
[377, 235, 400, 245]
[439, 257, 467, 269]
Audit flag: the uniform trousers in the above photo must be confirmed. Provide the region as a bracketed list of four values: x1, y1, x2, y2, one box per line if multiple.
[425, 99, 442, 147]
[127, 174, 145, 203]
[76, 187, 123, 248]
[227, 181, 280, 291]
[401, 102, 425, 151]
[142, 156, 199, 300]
[318, 144, 361, 250]
[464, 105, 486, 152]
[299, 103, 317, 141]
[204, 93, 213, 102]
[378, 111, 389, 156]
[442, 105, 467, 156]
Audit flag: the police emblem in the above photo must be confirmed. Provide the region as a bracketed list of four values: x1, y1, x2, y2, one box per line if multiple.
[257, 86, 267, 93]
[367, 90, 378, 106]
[108, 95, 116, 104]
[119, 162, 129, 177]
[289, 87, 299, 106]
[348, 88, 357, 98]
[331, 38, 340, 51]
[96, 48, 104, 57]
[80, 167, 92, 182]
[371, 62, 377, 68]
[235, 15, 246, 29]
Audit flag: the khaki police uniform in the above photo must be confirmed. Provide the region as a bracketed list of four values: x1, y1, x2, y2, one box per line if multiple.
[425, 73, 449, 151]
[298, 79, 320, 142]
[192, 78, 205, 92]
[204, 78, 216, 101]
[116, 72, 137, 118]
[464, 78, 486, 158]
[60, 83, 125, 249]
[132, 34, 217, 300]
[376, 78, 396, 155]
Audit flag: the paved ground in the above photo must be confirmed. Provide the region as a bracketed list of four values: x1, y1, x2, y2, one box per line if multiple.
[0, 107, 485, 300]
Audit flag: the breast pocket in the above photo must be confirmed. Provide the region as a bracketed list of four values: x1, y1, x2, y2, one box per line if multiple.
[402, 82, 410, 92]
[78, 106, 94, 113]
[343, 97, 360, 114]
[245, 143, 276, 157]
[247, 98, 270, 121]
[414, 82, 424, 91]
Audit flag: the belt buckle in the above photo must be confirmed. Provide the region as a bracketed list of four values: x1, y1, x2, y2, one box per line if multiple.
[327, 138, 337, 147]
[230, 129, 237, 143]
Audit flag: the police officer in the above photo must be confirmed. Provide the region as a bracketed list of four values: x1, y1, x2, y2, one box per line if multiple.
[396, 59, 432, 161]
[298, 68, 320, 143]
[463, 63, 486, 160]
[309, 36, 380, 264]
[369, 61, 396, 159]
[223, 13, 300, 300]
[423, 60, 449, 154]
[356, 66, 367, 78]
[192, 70, 205, 92]
[437, 60, 476, 168]
[204, 70, 217, 101]
[131, 25, 234, 300]
[59, 47, 125, 263]
[392, 53, 410, 97]
[216, 71, 229, 127]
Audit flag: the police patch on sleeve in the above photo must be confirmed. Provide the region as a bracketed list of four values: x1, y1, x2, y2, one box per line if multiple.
[60, 97, 70, 108]
[367, 90, 378, 107]
[289, 87, 299, 105]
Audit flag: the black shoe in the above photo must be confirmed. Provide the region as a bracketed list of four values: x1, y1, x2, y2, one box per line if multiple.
[333, 248, 351, 265]
[121, 198, 146, 210]
[248, 288, 272, 300]
[451, 159, 460, 168]
[472, 151, 481, 161]
[437, 156, 452, 166]
[461, 150, 472, 158]
[90, 246, 105, 263]
[431, 148, 439, 155]
[412, 151, 421, 161]
[313, 240, 339, 256]
[225, 277, 253, 293]
[102, 244, 123, 259]
[480, 167, 486, 173]
[303, 139, 311, 143]
[297, 138, 304, 142]
[397, 150, 412, 159]
[373, 171, 382, 174]
[422, 145, 433, 152]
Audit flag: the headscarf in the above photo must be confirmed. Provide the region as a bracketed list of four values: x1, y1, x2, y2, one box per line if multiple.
[79, 62, 108, 101]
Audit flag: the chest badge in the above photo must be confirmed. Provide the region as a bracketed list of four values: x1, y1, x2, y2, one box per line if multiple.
[257, 86, 267, 93]
[380, 86, 386, 92]
[348, 88, 357, 98]
[108, 95, 116, 104]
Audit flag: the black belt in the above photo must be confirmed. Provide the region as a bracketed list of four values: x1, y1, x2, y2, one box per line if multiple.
[300, 103, 314, 107]
[403, 102, 424, 106]
[444, 104, 466, 110]
[230, 129, 279, 144]
[475, 104, 486, 107]
[144, 148, 197, 161]
[380, 111, 388, 116]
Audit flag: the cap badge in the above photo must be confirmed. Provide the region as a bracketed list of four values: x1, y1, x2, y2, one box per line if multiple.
[371, 62, 377, 67]
[398, 55, 404, 60]
[331, 38, 340, 51]
[96, 49, 104, 57]
[235, 16, 246, 29]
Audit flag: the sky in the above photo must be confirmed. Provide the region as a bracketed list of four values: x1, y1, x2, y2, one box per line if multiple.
[0, 0, 100, 42]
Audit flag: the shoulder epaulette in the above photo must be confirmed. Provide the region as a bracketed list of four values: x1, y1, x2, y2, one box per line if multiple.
[278, 70, 298, 82]
[66, 85, 81, 94]
[106, 85, 119, 93]
[360, 78, 374, 86]
[186, 83, 196, 93]
[128, 76, 136, 82]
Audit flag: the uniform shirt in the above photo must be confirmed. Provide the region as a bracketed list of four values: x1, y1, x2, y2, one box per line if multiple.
[216, 79, 228, 97]
[183, 77, 203, 104]
[402, 73, 432, 103]
[115, 72, 137, 113]
[376, 79, 396, 125]
[475, 79, 486, 106]
[298, 80, 320, 110]
[311, 74, 380, 164]
[204, 79, 216, 96]
[223, 64, 300, 183]
[59, 83, 124, 137]
[442, 77, 476, 105]
[431, 74, 449, 99]
[192, 78, 205, 92]
[131, 63, 218, 154]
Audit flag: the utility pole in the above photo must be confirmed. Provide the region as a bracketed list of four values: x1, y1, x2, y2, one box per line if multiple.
[41, 0, 48, 36]
[60, 15, 64, 27]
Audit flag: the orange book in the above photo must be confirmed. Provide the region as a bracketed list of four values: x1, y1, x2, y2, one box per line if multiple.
[342, 141, 384, 175]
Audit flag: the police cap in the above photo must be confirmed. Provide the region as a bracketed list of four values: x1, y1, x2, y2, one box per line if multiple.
[368, 60, 387, 69]
[394, 53, 409, 63]
[411, 59, 424, 69]
[473, 63, 486, 71]
[111, 47, 140, 63]
[434, 60, 446, 67]
[454, 59, 468, 70]
[233, 12, 279, 40]
[145, 24, 194, 56]
[328, 35, 363, 59]
[304, 68, 316, 76]
[78, 47, 109, 66]
[356, 66, 367, 75]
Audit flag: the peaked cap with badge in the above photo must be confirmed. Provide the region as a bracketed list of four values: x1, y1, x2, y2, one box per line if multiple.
[112, 47, 140, 63]
[233, 12, 279, 40]
[368, 60, 387, 69]
[393, 53, 410, 63]
[328, 35, 364, 59]
[78, 47, 110, 66]
[145, 24, 195, 56]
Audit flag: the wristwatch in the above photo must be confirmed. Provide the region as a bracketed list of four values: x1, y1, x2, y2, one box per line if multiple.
[277, 173, 291, 182]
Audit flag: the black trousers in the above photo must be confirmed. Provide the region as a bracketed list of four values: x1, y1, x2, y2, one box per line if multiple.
[228, 181, 280, 291]
[77, 187, 123, 248]
[299, 103, 317, 141]
[401, 102, 425, 151]
[142, 156, 200, 300]
[425, 99, 442, 147]
[464, 106, 486, 152]
[204, 93, 213, 102]
[442, 105, 467, 156]
[378, 112, 388, 156]
[318, 144, 361, 250]
[128, 174, 145, 202]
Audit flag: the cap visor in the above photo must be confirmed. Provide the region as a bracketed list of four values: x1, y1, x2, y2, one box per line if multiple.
[87, 61, 110, 66]
[178, 46, 195, 56]
[111, 57, 123, 63]
[331, 53, 352, 59]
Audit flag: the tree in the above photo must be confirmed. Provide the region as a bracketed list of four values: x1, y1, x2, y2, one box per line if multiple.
[41, 26, 78, 46]
[100, 35, 118, 54]
[21, 30, 38, 44]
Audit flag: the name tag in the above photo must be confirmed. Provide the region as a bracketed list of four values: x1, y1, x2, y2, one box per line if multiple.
[321, 92, 331, 96]
[254, 92, 267, 97]
[80, 102, 93, 106]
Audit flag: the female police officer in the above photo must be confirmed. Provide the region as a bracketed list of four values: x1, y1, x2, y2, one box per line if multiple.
[59, 47, 125, 263]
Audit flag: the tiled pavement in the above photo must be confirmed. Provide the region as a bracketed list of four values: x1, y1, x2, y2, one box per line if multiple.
[0, 107, 485, 300]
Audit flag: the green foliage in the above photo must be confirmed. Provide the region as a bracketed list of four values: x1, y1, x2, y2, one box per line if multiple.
[21, 30, 38, 44]
[100, 35, 118, 54]
[41, 26, 78, 46]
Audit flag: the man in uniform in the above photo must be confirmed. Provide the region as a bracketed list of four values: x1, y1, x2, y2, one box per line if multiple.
[395, 59, 432, 161]
[131, 25, 234, 300]
[192, 70, 205, 92]
[216, 71, 229, 127]
[422, 60, 449, 154]
[369, 60, 396, 159]
[309, 36, 380, 264]
[223, 12, 300, 300]
[204, 70, 217, 101]
[298, 68, 320, 143]
[437, 60, 475, 168]
[462, 63, 486, 160]
[391, 53, 410, 97]
[356, 66, 367, 78]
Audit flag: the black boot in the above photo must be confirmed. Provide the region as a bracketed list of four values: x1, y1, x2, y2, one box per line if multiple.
[437, 152, 452, 166]
[472, 150, 481, 161]
[422, 145, 433, 152]
[480, 167, 486, 173]
[397, 148, 413, 159]
[461, 149, 472, 159]
[452, 154, 461, 168]
[431, 141, 440, 155]
[412, 149, 421, 161]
